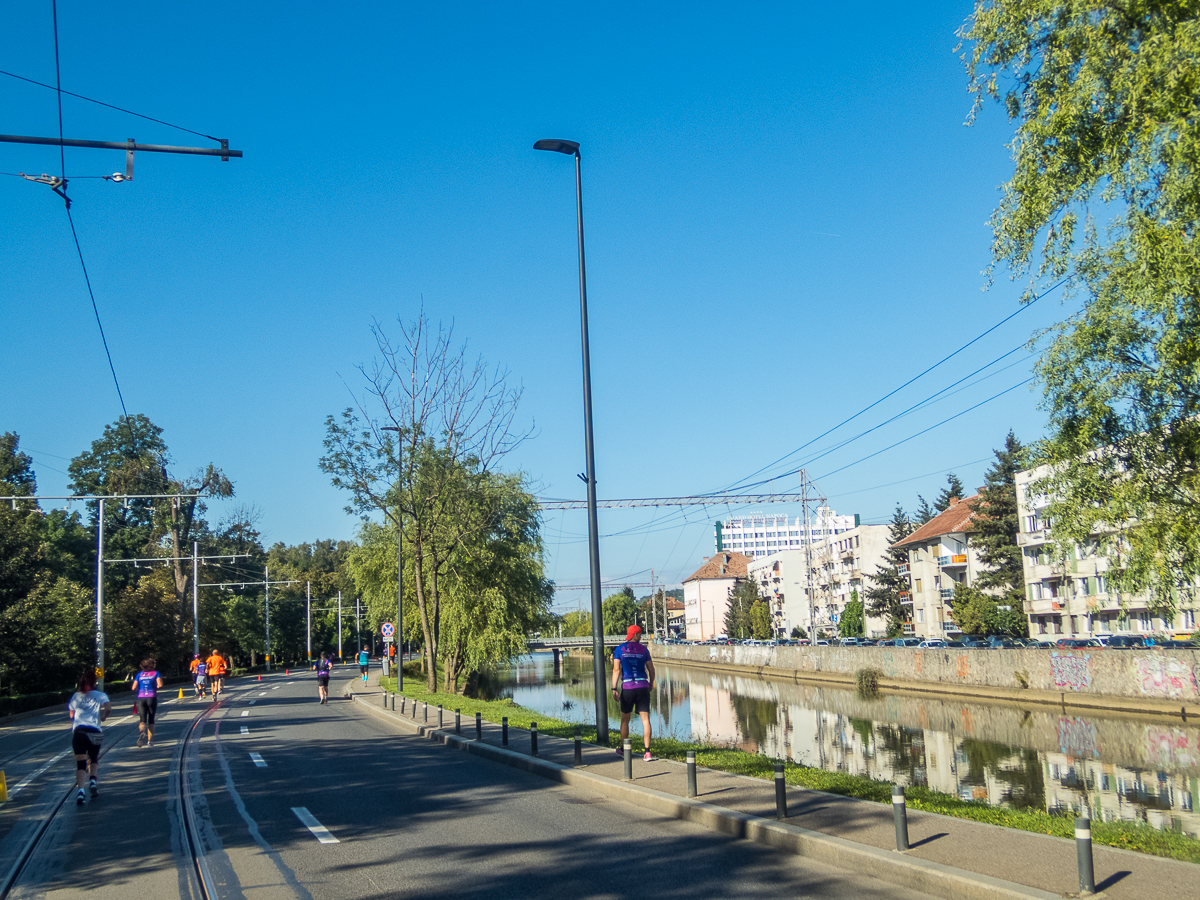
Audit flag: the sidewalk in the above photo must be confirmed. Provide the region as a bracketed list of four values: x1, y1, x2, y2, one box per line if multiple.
[348, 679, 1197, 900]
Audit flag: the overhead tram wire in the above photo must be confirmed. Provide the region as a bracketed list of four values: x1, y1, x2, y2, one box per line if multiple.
[717, 276, 1071, 494]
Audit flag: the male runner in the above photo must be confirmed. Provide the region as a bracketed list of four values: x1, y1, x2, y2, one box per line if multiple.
[315, 651, 332, 703]
[206, 648, 228, 698]
[358, 646, 370, 683]
[194, 657, 208, 699]
[611, 625, 656, 761]
[189, 654, 201, 696]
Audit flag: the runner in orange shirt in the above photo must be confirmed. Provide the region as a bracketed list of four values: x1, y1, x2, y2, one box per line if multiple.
[205, 649, 228, 699]
[188, 654, 202, 698]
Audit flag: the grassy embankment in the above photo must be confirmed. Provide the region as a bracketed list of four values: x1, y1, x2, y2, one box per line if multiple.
[380, 669, 1200, 864]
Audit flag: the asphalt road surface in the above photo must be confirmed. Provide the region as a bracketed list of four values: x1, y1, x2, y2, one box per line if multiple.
[2, 666, 943, 900]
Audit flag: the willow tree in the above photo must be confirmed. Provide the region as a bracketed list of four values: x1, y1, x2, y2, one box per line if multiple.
[321, 313, 534, 691]
[962, 2, 1200, 609]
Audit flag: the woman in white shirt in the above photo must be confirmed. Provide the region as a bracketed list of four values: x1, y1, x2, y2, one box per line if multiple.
[68, 670, 112, 805]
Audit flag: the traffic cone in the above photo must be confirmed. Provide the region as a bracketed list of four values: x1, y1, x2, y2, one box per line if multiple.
[0, 770, 8, 802]
[178, 688, 184, 699]
[258, 674, 262, 681]
[286, 668, 289, 675]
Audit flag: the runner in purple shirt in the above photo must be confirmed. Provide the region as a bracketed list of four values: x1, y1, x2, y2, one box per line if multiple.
[611, 625, 656, 761]
[129, 658, 164, 748]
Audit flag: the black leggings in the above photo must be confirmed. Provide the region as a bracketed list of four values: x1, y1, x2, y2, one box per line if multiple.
[137, 698, 158, 725]
[72, 727, 102, 762]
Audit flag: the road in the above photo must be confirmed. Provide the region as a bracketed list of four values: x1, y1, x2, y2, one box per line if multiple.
[0, 666, 942, 900]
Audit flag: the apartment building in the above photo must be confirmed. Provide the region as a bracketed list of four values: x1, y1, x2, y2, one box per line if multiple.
[747, 550, 808, 637]
[893, 496, 984, 639]
[683, 551, 753, 641]
[1015, 466, 1199, 637]
[714, 507, 857, 560]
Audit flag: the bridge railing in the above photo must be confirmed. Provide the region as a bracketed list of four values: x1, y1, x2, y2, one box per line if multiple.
[526, 635, 626, 647]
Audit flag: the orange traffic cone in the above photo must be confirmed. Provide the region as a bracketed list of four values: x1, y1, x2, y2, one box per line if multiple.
[286, 668, 289, 675]
[258, 674, 262, 681]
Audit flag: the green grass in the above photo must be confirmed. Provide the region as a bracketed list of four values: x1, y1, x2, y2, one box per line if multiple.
[377, 673, 1200, 864]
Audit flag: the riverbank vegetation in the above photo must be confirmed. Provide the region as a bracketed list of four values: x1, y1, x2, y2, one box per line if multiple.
[380, 670, 1200, 863]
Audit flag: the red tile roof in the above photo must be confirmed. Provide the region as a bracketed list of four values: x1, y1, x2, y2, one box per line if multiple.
[683, 551, 752, 583]
[893, 494, 981, 548]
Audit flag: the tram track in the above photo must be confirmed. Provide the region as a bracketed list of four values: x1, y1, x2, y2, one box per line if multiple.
[0, 699, 219, 900]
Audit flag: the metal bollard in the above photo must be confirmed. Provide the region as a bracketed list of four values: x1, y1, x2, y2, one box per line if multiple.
[574, 725, 582, 765]
[455, 709, 461, 734]
[1076, 817, 1096, 894]
[892, 785, 910, 851]
[382, 693, 387, 708]
[623, 739, 633, 779]
[502, 717, 508, 746]
[475, 711, 482, 740]
[775, 763, 787, 819]
[423, 702, 428, 723]
[438, 705, 443, 728]
[531, 722, 538, 756]
[687, 750, 697, 798]
[401, 696, 406, 715]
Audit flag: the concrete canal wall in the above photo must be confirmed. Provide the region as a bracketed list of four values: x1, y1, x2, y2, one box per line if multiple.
[655, 643, 1200, 718]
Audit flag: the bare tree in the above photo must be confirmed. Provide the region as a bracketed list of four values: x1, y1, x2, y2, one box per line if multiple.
[320, 312, 532, 691]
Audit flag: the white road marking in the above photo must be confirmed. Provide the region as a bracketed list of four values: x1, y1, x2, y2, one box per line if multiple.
[271, 686, 281, 690]
[291, 807, 339, 844]
[240, 711, 249, 717]
[240, 726, 249, 734]
[258, 691, 268, 696]
[250, 752, 266, 767]
[9, 750, 69, 798]
[249, 701, 256, 705]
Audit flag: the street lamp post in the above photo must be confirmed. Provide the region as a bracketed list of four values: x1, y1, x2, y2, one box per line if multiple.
[382, 426, 404, 691]
[534, 138, 608, 745]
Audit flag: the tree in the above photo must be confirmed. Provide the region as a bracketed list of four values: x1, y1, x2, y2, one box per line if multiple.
[724, 580, 758, 638]
[0, 432, 36, 494]
[790, 625, 807, 639]
[913, 495, 935, 526]
[602, 588, 639, 636]
[749, 600, 772, 639]
[866, 505, 912, 636]
[839, 589, 864, 638]
[934, 473, 965, 513]
[973, 433, 1027, 615]
[562, 610, 591, 638]
[321, 313, 533, 691]
[951, 583, 1025, 638]
[962, 2, 1200, 610]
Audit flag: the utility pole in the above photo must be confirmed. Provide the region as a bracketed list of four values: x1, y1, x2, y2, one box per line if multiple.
[338, 591, 343, 661]
[265, 566, 271, 672]
[192, 542, 200, 659]
[356, 596, 361, 652]
[306, 581, 312, 662]
[95, 498, 105, 691]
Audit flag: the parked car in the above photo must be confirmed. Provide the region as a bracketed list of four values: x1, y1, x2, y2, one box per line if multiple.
[1156, 639, 1200, 648]
[1106, 635, 1148, 649]
[1057, 638, 1104, 648]
[892, 637, 922, 647]
[814, 639, 830, 646]
[917, 639, 947, 648]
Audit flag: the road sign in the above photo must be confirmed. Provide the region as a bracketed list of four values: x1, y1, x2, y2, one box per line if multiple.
[381, 622, 395, 638]
[831, 613, 839, 623]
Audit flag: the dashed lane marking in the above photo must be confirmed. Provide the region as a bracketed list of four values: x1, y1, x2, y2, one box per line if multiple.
[9, 750, 70, 798]
[291, 807, 339, 844]
[249, 701, 256, 705]
[250, 752, 266, 767]
[240, 711, 249, 717]
[240, 726, 249, 734]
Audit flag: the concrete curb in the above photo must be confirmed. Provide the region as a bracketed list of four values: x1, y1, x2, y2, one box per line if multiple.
[348, 691, 1070, 900]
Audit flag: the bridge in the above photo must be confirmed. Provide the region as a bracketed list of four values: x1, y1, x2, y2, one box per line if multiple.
[526, 635, 627, 650]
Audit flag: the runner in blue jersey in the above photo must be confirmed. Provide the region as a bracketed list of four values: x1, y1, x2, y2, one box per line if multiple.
[315, 651, 332, 704]
[611, 625, 656, 761]
[130, 658, 164, 748]
[358, 647, 370, 683]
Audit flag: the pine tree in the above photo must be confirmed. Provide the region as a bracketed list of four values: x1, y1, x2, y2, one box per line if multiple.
[969, 432, 1028, 635]
[866, 505, 912, 636]
[914, 495, 935, 525]
[934, 473, 965, 512]
[724, 580, 758, 639]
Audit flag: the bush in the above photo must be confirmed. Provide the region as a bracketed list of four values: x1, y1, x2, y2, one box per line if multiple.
[855, 666, 883, 697]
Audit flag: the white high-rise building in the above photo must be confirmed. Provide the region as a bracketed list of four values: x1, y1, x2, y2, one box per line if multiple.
[714, 507, 857, 560]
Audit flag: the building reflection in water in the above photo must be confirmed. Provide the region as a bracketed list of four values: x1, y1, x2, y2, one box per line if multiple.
[491, 653, 1200, 837]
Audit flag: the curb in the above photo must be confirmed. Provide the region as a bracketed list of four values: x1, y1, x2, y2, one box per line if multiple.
[347, 691, 1069, 900]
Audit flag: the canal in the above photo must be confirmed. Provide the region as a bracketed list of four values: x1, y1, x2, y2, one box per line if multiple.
[478, 651, 1200, 837]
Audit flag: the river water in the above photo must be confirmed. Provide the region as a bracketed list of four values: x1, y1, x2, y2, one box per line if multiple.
[478, 651, 1200, 837]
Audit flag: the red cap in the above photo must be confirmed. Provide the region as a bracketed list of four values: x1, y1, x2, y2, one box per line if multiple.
[626, 625, 642, 640]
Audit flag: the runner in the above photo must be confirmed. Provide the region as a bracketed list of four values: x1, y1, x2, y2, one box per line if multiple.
[189, 653, 202, 697]
[194, 657, 208, 700]
[358, 646, 370, 683]
[130, 658, 164, 748]
[611, 625, 656, 761]
[205, 648, 228, 699]
[314, 651, 332, 704]
[68, 669, 111, 805]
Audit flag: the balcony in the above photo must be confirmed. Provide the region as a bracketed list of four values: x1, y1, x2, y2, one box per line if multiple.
[840, 547, 854, 560]
[899, 591, 912, 604]
[1017, 530, 1048, 547]
[939, 587, 956, 601]
[938, 554, 968, 568]
[902, 621, 915, 635]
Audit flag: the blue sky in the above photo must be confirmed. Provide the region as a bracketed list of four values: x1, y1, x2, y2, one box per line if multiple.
[2, 2, 1072, 610]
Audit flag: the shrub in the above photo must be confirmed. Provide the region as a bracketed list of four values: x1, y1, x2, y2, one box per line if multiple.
[855, 666, 883, 696]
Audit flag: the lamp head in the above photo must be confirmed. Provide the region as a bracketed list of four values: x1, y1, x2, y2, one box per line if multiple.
[533, 139, 580, 155]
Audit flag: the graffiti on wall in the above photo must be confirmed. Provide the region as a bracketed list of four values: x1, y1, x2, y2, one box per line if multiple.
[1144, 725, 1200, 769]
[956, 654, 969, 679]
[1050, 652, 1091, 691]
[880, 652, 897, 678]
[1133, 656, 1199, 699]
[1058, 717, 1100, 759]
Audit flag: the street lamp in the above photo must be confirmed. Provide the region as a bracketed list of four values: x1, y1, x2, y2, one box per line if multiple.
[382, 425, 404, 691]
[533, 138, 608, 745]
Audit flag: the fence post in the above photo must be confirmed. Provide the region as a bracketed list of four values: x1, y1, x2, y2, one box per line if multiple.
[892, 785, 910, 851]
[1076, 817, 1096, 894]
[686, 750, 697, 798]
[774, 763, 787, 819]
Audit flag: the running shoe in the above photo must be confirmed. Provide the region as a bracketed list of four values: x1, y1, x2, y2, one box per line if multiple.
[615, 747, 624, 758]
[136, 732, 147, 748]
[89, 779, 98, 799]
[145, 741, 153, 748]
[76, 788, 85, 806]
[643, 751, 654, 762]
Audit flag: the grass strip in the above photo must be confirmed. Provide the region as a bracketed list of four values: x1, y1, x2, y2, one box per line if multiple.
[378, 673, 1200, 864]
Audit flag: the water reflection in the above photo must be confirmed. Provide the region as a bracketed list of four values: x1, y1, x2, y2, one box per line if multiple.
[483, 652, 1200, 836]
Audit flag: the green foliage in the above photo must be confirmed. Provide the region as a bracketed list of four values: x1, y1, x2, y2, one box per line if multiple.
[749, 600, 772, 639]
[724, 579, 759, 639]
[561, 609, 592, 638]
[790, 625, 806, 639]
[602, 588, 639, 636]
[0, 575, 94, 694]
[913, 495, 935, 525]
[952, 583, 1025, 637]
[972, 434, 1028, 628]
[962, 1, 1200, 610]
[933, 473, 965, 513]
[865, 505, 912, 634]
[855, 666, 882, 696]
[839, 590, 864, 637]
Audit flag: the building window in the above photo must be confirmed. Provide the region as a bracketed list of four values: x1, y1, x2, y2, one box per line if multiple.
[916, 609, 925, 623]
[914, 579, 922, 592]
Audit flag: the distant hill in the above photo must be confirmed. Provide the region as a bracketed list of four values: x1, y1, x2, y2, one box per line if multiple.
[639, 588, 683, 603]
